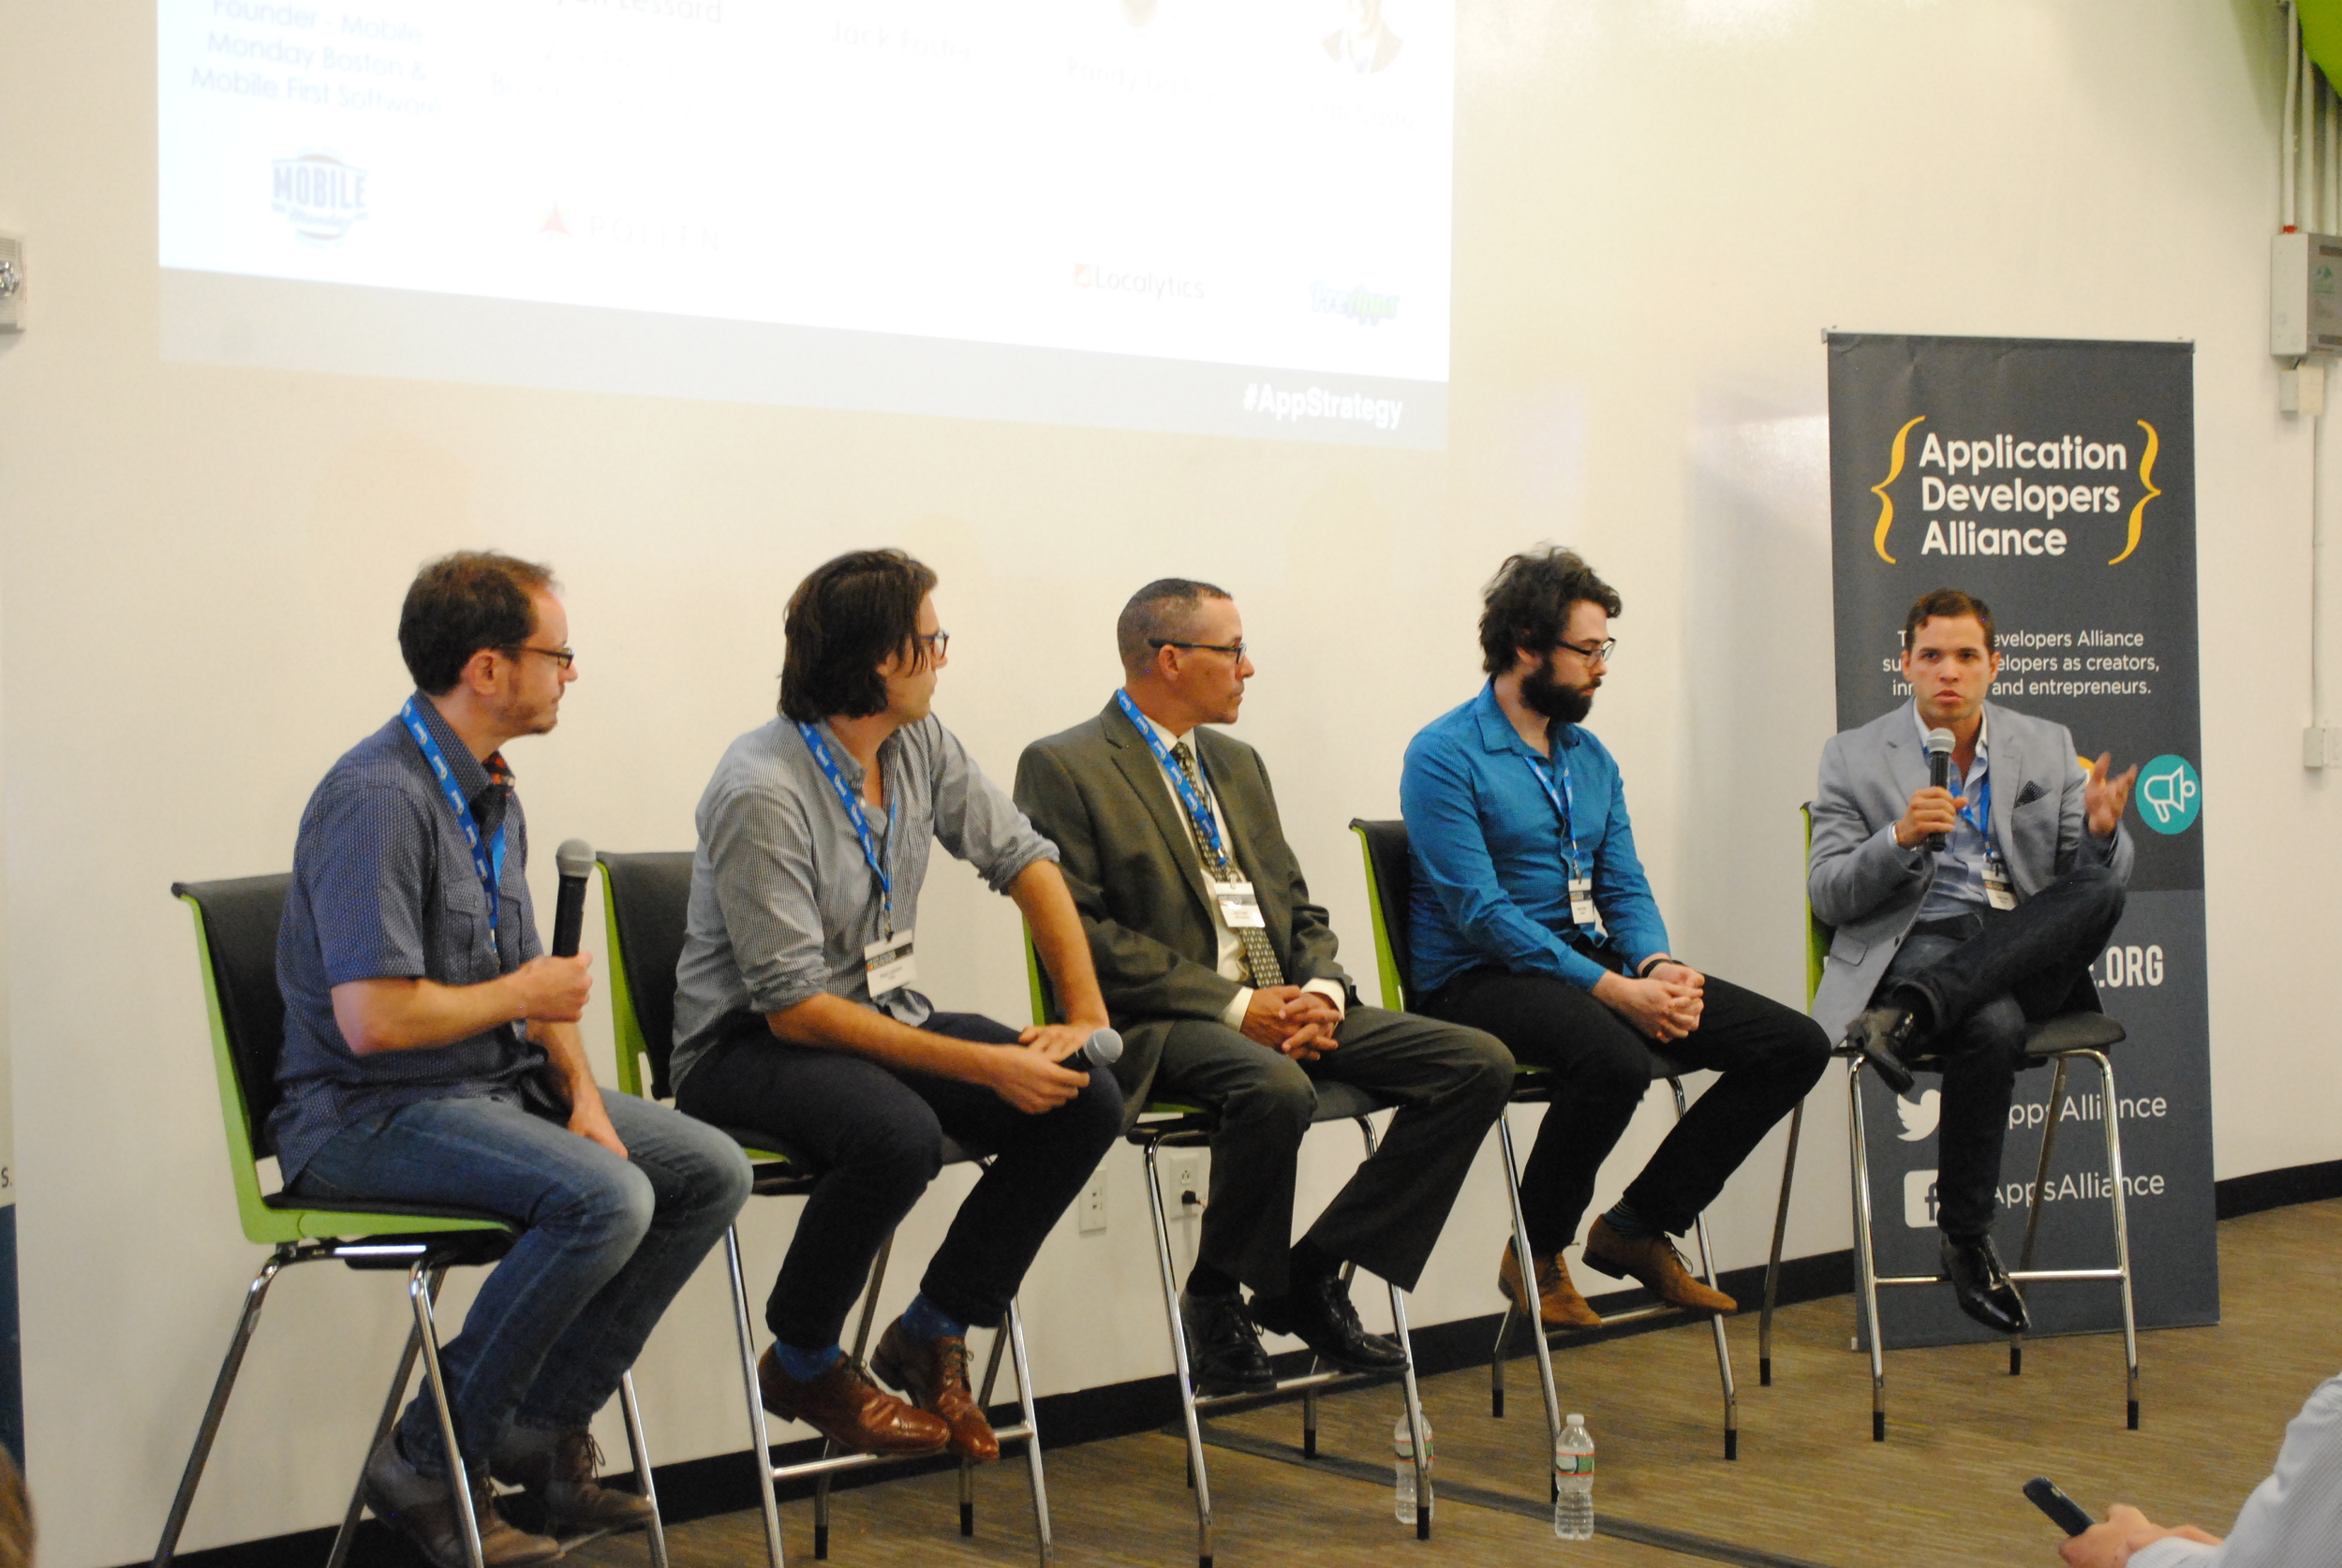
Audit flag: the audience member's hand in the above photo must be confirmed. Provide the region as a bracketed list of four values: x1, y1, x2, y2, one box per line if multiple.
[2084, 752, 2140, 840]
[2059, 1503, 2221, 1568]
[983, 1045, 1089, 1114]
[1895, 785, 1964, 849]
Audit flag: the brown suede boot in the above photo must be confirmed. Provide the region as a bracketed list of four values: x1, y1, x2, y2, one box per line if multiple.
[870, 1319, 1000, 1462]
[490, 1427, 656, 1538]
[1496, 1243, 1604, 1329]
[1579, 1217, 1736, 1313]
[362, 1432, 564, 1568]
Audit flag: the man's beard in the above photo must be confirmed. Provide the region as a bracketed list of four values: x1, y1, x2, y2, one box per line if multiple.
[1521, 662, 1594, 727]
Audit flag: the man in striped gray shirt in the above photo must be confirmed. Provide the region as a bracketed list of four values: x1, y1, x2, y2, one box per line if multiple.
[670, 549, 1122, 1463]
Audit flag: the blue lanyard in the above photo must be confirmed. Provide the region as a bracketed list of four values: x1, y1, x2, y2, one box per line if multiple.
[1957, 767, 1995, 851]
[795, 721, 899, 934]
[401, 696, 507, 933]
[1522, 750, 1584, 881]
[1115, 689, 1231, 868]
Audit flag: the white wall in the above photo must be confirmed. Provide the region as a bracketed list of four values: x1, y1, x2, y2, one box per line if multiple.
[2, 3, 2334, 1565]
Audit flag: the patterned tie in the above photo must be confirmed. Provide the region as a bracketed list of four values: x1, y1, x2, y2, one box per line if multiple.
[1172, 740, 1285, 987]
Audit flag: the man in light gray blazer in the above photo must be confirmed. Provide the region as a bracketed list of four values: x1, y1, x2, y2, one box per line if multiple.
[1811, 588, 2137, 1334]
[1015, 578, 1512, 1395]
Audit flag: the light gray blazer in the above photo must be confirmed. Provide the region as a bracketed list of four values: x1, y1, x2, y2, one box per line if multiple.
[1807, 702, 2133, 1042]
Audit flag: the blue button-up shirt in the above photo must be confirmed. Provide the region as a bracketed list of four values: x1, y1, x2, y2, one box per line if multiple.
[1909, 704, 1995, 922]
[273, 696, 549, 1182]
[1400, 683, 1670, 997]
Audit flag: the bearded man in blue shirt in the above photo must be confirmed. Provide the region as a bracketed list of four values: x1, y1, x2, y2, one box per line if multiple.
[1401, 548, 1830, 1329]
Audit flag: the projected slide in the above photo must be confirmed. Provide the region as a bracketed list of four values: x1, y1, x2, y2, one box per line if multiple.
[158, 1, 1453, 446]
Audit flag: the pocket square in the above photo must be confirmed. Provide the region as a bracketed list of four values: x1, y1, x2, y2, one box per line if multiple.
[2014, 779, 2048, 806]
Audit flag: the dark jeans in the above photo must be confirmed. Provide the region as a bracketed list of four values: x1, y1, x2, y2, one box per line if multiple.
[291, 1088, 753, 1477]
[1151, 1005, 1513, 1295]
[1877, 864, 2127, 1238]
[1423, 967, 1829, 1254]
[676, 1013, 1123, 1350]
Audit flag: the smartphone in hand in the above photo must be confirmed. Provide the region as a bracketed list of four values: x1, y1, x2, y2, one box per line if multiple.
[2024, 1477, 2095, 1537]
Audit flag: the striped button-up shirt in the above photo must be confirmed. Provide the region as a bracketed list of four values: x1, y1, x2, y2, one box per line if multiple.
[2132, 1371, 2342, 1565]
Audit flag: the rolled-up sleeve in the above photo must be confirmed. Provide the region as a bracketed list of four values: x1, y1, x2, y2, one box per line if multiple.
[704, 779, 834, 1015]
[927, 723, 1059, 892]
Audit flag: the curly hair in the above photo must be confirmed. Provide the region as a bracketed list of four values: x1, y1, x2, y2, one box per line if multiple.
[778, 549, 941, 722]
[1477, 547, 1622, 675]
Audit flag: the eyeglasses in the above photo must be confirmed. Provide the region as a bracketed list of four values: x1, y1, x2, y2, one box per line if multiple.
[1552, 636, 1616, 664]
[1150, 639, 1247, 660]
[916, 630, 951, 658]
[507, 644, 576, 671]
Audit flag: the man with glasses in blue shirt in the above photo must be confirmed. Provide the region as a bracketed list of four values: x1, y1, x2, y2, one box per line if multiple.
[276, 552, 752, 1568]
[1401, 547, 1830, 1330]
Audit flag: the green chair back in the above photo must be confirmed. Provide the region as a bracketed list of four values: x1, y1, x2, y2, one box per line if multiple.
[595, 851, 695, 1102]
[1347, 819, 1413, 1013]
[1801, 805, 1830, 1007]
[173, 877, 503, 1246]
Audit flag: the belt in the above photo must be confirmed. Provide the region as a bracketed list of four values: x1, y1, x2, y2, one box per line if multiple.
[1909, 912, 1993, 941]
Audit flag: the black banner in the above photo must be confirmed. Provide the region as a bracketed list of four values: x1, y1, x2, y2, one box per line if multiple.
[1827, 333, 2216, 1348]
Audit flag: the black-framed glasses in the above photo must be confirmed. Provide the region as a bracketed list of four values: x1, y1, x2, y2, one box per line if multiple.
[507, 644, 576, 670]
[1150, 639, 1247, 660]
[1552, 636, 1616, 664]
[916, 629, 951, 658]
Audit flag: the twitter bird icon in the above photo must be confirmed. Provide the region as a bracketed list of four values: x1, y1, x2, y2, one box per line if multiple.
[1895, 1088, 1941, 1143]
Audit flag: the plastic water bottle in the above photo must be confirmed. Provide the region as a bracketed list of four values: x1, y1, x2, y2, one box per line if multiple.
[1391, 1413, 1433, 1522]
[1553, 1413, 1594, 1539]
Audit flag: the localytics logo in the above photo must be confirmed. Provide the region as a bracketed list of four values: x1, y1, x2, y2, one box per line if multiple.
[273, 153, 369, 244]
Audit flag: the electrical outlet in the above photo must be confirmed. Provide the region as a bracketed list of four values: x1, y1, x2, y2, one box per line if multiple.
[1170, 1156, 1204, 1218]
[1079, 1169, 1107, 1234]
[0, 232, 22, 334]
[2305, 724, 2342, 768]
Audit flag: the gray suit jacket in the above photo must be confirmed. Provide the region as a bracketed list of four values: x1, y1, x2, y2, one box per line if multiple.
[1015, 699, 1355, 1117]
[1807, 702, 2134, 1042]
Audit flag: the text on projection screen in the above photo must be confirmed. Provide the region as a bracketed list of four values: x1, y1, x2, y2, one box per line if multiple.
[158, 1, 1454, 449]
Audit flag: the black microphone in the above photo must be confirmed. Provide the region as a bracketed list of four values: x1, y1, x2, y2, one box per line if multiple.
[553, 838, 595, 958]
[1922, 729, 1955, 852]
[1077, 1027, 1123, 1070]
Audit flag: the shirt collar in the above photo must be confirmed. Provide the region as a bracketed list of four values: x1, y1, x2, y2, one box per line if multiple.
[408, 690, 511, 806]
[1473, 679, 1579, 757]
[1909, 702, 1989, 768]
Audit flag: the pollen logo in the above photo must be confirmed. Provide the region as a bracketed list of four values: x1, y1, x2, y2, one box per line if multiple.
[272, 153, 369, 244]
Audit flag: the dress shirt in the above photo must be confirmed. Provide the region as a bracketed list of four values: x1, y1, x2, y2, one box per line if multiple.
[273, 694, 548, 1182]
[1400, 682, 1669, 998]
[2130, 1371, 2342, 1567]
[1133, 708, 1346, 1030]
[1910, 704, 1994, 923]
[669, 713, 1059, 1096]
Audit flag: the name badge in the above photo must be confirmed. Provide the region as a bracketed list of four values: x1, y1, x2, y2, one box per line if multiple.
[1982, 857, 2017, 911]
[1569, 876, 1598, 926]
[864, 930, 917, 996]
[1212, 880, 1267, 929]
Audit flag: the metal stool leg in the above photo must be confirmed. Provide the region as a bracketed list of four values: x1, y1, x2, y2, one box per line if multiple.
[1144, 1142, 1214, 1568]
[1495, 1114, 1564, 1470]
[1669, 1077, 1739, 1461]
[616, 1371, 669, 1568]
[724, 1228, 786, 1568]
[814, 1235, 897, 1561]
[409, 1260, 489, 1568]
[1001, 1298, 1055, 1566]
[2011, 1057, 2070, 1377]
[1845, 1058, 1887, 1442]
[328, 1278, 442, 1568]
[152, 1252, 291, 1568]
[2084, 1050, 2141, 1428]
[1351, 1115, 1430, 1542]
[1760, 1097, 1806, 1388]
[964, 1328, 1008, 1539]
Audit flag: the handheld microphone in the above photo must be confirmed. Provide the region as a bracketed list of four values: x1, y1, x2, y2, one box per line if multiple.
[1922, 729, 1955, 852]
[552, 838, 595, 958]
[1077, 1028, 1123, 1069]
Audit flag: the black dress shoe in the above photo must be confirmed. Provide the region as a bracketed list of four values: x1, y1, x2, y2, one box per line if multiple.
[1941, 1234, 2030, 1334]
[1844, 1005, 1920, 1094]
[1180, 1288, 1276, 1397]
[1250, 1273, 1406, 1374]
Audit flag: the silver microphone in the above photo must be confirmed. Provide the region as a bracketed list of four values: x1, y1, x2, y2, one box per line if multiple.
[1922, 729, 1955, 851]
[1077, 1027, 1123, 1068]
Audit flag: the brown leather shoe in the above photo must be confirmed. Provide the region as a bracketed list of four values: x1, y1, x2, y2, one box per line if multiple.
[490, 1427, 656, 1537]
[363, 1432, 564, 1568]
[1496, 1244, 1604, 1329]
[757, 1346, 951, 1457]
[870, 1318, 1000, 1462]
[1579, 1217, 1737, 1313]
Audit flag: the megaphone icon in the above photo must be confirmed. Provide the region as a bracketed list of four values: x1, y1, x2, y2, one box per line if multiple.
[2140, 761, 2199, 827]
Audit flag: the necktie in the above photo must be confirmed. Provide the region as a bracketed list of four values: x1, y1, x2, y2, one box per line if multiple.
[1172, 740, 1285, 987]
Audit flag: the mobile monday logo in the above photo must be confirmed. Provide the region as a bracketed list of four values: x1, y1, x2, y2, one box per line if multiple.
[272, 153, 368, 244]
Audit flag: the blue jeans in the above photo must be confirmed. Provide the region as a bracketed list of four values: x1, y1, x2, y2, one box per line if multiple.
[291, 1088, 752, 1477]
[1878, 864, 2126, 1237]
